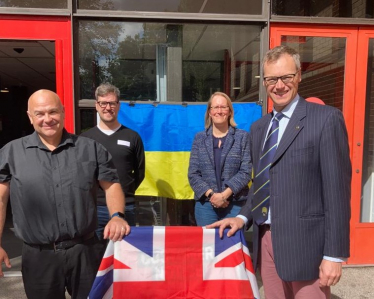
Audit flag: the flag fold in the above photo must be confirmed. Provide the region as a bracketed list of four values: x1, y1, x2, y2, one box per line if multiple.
[89, 226, 260, 299]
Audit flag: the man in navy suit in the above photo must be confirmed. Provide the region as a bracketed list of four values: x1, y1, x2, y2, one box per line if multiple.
[208, 45, 351, 299]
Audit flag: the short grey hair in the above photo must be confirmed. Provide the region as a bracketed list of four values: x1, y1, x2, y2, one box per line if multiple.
[95, 83, 120, 101]
[262, 45, 301, 73]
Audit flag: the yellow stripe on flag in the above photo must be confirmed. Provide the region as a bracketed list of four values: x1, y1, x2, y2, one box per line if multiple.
[136, 151, 194, 199]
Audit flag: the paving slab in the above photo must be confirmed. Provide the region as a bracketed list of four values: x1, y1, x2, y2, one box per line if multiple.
[2, 257, 373, 299]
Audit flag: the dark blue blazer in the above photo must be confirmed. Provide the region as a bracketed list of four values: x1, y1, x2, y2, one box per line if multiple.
[240, 97, 351, 281]
[188, 126, 251, 201]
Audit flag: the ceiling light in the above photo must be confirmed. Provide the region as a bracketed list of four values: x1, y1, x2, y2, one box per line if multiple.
[1, 88, 9, 93]
[13, 48, 24, 54]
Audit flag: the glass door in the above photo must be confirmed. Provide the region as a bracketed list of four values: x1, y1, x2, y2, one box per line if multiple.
[269, 25, 357, 131]
[270, 24, 374, 265]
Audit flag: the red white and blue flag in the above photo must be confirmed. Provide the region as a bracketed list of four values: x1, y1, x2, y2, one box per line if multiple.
[88, 226, 259, 299]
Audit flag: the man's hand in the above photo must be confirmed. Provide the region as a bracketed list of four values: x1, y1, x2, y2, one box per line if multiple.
[103, 217, 130, 242]
[0, 246, 11, 278]
[319, 259, 342, 287]
[206, 217, 245, 238]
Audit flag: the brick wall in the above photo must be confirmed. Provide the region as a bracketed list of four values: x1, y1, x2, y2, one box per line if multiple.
[299, 65, 344, 110]
[285, 36, 345, 110]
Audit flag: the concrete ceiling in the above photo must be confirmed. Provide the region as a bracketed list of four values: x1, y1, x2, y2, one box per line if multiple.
[0, 40, 56, 95]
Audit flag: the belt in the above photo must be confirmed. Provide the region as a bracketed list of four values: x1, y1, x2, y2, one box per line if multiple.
[260, 224, 271, 231]
[25, 232, 95, 251]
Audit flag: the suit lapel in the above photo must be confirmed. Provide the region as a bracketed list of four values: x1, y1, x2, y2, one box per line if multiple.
[204, 128, 214, 166]
[273, 98, 307, 163]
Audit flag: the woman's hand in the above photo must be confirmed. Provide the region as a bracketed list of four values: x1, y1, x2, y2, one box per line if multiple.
[210, 192, 230, 208]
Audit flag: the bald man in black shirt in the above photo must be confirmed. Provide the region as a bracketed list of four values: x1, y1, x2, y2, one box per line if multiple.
[0, 90, 130, 299]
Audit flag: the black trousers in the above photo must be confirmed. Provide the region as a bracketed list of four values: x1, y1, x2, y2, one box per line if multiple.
[22, 237, 102, 299]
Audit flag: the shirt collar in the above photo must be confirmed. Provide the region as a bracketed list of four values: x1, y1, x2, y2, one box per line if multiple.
[25, 129, 73, 150]
[272, 94, 300, 120]
[59, 129, 74, 147]
[97, 124, 122, 135]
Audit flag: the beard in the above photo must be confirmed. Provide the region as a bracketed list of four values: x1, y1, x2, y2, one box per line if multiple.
[100, 113, 116, 123]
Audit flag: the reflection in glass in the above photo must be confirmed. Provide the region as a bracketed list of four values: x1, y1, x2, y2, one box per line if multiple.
[281, 36, 346, 111]
[80, 109, 96, 133]
[361, 39, 374, 223]
[78, 0, 262, 15]
[272, 0, 373, 18]
[0, 0, 66, 8]
[78, 21, 261, 102]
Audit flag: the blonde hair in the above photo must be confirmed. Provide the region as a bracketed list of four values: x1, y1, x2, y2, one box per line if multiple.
[204, 92, 237, 129]
[262, 45, 301, 73]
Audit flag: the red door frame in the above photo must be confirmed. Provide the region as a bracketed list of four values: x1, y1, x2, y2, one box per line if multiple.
[351, 28, 374, 264]
[270, 23, 374, 265]
[0, 15, 73, 132]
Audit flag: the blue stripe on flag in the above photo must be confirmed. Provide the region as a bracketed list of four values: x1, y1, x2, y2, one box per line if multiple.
[88, 269, 113, 299]
[117, 103, 261, 152]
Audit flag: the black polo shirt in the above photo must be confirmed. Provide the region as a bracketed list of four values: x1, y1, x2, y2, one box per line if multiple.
[0, 129, 119, 244]
[81, 125, 145, 205]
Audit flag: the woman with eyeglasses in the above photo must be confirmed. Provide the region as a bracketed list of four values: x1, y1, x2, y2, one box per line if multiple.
[188, 92, 251, 226]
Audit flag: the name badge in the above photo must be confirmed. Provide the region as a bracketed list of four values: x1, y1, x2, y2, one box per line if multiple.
[118, 140, 130, 147]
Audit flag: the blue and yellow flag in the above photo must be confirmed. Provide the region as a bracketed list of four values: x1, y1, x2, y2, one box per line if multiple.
[118, 103, 261, 199]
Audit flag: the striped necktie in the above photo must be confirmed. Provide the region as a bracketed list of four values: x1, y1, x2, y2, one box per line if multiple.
[252, 112, 284, 225]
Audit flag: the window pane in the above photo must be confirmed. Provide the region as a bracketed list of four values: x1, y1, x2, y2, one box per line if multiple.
[272, 0, 374, 18]
[0, 0, 66, 8]
[80, 109, 96, 133]
[78, 0, 262, 15]
[78, 21, 261, 102]
[361, 39, 374, 223]
[281, 36, 346, 111]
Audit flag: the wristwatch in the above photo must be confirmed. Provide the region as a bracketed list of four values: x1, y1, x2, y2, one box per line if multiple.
[111, 212, 125, 219]
[207, 191, 214, 200]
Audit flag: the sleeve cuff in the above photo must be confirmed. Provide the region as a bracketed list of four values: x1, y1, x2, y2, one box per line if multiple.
[323, 256, 347, 263]
[236, 214, 248, 225]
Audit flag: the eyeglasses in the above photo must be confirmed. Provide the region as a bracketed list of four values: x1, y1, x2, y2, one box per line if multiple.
[263, 73, 298, 85]
[210, 106, 229, 111]
[96, 101, 119, 108]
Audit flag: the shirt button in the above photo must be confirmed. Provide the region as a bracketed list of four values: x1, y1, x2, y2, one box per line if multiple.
[56, 184, 59, 187]
[61, 223, 65, 227]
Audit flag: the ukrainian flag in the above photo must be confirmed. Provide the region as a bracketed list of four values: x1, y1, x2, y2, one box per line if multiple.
[118, 103, 261, 200]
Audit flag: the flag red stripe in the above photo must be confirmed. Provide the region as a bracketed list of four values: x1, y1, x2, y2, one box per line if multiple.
[98, 256, 114, 271]
[215, 249, 245, 268]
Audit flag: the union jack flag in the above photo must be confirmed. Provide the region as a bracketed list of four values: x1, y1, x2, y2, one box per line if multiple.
[89, 226, 259, 299]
